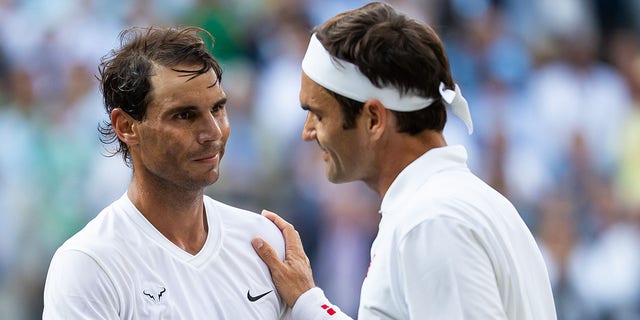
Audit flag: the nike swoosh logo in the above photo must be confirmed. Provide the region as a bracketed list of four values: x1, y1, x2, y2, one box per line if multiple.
[247, 289, 273, 302]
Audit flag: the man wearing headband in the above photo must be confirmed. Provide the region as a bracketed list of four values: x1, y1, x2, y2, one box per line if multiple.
[253, 2, 556, 319]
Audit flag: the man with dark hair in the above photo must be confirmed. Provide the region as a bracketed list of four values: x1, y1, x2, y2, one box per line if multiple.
[252, 2, 557, 319]
[43, 26, 289, 319]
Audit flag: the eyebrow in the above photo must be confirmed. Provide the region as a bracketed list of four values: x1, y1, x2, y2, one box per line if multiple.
[164, 105, 197, 116]
[213, 97, 227, 108]
[301, 103, 319, 112]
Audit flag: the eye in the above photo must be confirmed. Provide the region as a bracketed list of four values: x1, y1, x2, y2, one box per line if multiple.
[175, 111, 194, 120]
[211, 104, 225, 113]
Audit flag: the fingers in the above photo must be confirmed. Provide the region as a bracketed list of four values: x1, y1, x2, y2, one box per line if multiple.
[261, 210, 292, 231]
[261, 210, 306, 256]
[254, 210, 316, 307]
[252, 237, 283, 271]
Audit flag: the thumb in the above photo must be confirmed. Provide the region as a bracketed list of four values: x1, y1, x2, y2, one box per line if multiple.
[252, 237, 283, 270]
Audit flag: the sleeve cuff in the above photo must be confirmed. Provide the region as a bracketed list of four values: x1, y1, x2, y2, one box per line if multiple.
[291, 287, 344, 320]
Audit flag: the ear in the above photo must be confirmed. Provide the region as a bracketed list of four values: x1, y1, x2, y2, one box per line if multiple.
[110, 108, 139, 146]
[362, 99, 388, 140]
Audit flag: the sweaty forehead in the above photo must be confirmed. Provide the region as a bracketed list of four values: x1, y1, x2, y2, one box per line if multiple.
[148, 66, 222, 107]
[152, 64, 217, 84]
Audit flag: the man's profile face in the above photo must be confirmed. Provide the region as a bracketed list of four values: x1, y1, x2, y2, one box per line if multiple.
[299, 72, 369, 183]
[131, 64, 229, 191]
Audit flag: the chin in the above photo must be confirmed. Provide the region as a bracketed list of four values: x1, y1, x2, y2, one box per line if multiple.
[193, 170, 220, 189]
[326, 171, 351, 184]
[206, 172, 220, 185]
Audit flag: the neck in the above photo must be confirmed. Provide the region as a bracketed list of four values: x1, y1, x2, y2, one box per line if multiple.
[366, 130, 446, 198]
[127, 175, 208, 255]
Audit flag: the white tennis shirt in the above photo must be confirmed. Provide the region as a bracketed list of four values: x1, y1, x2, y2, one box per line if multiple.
[43, 194, 290, 319]
[293, 146, 557, 319]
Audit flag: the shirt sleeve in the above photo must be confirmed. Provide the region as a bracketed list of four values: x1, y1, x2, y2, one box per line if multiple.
[291, 287, 354, 320]
[397, 216, 508, 319]
[43, 249, 120, 319]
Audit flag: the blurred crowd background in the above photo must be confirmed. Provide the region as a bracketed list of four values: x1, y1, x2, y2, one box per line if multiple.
[0, 0, 639, 319]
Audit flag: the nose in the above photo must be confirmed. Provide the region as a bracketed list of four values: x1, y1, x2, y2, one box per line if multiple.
[301, 113, 315, 141]
[198, 113, 223, 144]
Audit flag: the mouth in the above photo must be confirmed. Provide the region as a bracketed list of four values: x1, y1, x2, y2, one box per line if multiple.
[316, 141, 329, 162]
[193, 152, 220, 164]
[321, 150, 329, 162]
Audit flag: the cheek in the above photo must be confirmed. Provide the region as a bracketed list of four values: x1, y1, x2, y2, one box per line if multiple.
[143, 127, 181, 157]
[335, 133, 361, 161]
[219, 124, 231, 149]
[315, 122, 331, 143]
[218, 114, 231, 138]
[222, 121, 231, 140]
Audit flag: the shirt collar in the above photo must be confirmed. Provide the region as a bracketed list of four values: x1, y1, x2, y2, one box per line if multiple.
[379, 145, 469, 215]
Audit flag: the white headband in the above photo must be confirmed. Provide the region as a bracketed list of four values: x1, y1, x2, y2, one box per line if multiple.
[301, 33, 473, 134]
